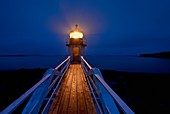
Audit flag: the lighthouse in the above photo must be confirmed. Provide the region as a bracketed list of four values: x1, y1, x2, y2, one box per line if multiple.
[66, 24, 87, 63]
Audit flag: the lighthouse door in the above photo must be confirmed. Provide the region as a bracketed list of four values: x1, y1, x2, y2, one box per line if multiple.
[72, 47, 80, 63]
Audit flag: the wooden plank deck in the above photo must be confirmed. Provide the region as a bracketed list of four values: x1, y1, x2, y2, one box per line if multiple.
[48, 64, 97, 114]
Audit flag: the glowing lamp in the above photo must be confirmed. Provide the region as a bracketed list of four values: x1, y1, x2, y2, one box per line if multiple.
[69, 24, 83, 39]
[70, 31, 83, 39]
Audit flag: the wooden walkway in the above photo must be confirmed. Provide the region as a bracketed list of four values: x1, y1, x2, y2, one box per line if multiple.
[48, 64, 97, 114]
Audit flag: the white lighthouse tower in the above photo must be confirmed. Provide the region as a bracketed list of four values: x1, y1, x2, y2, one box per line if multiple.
[66, 24, 87, 63]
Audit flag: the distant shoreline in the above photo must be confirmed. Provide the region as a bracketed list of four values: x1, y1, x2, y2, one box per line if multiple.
[139, 51, 170, 59]
[0, 54, 67, 57]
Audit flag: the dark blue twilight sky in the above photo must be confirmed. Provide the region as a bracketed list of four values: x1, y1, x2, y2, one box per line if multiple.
[0, 0, 170, 55]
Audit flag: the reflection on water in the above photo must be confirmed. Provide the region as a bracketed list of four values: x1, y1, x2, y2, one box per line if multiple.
[0, 55, 170, 73]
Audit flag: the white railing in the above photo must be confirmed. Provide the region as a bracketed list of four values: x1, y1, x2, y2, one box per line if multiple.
[81, 56, 135, 114]
[1, 56, 71, 114]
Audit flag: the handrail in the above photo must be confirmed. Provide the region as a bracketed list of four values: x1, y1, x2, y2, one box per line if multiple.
[1, 56, 71, 114]
[94, 74, 135, 114]
[81, 56, 92, 69]
[41, 59, 70, 114]
[55, 56, 70, 70]
[81, 56, 135, 114]
[81, 62, 103, 114]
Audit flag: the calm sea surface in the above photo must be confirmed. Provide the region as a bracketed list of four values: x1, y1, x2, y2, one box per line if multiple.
[0, 55, 170, 73]
[0, 55, 67, 70]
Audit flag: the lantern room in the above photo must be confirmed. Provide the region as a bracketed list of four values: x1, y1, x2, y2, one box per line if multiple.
[66, 24, 87, 63]
[69, 26, 83, 39]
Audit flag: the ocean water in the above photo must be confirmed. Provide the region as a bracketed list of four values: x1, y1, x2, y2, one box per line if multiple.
[0, 55, 67, 70]
[84, 55, 170, 73]
[0, 55, 170, 73]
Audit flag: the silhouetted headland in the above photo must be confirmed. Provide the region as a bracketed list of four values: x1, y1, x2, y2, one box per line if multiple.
[139, 51, 170, 58]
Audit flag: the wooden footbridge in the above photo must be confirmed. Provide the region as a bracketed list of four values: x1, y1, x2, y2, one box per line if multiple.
[0, 25, 134, 114]
[48, 64, 96, 114]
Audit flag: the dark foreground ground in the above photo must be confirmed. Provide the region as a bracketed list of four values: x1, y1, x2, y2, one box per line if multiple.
[0, 68, 170, 114]
[101, 69, 170, 114]
[0, 68, 47, 112]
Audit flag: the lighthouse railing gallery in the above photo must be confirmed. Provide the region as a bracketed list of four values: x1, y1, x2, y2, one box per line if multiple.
[1, 56, 134, 114]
